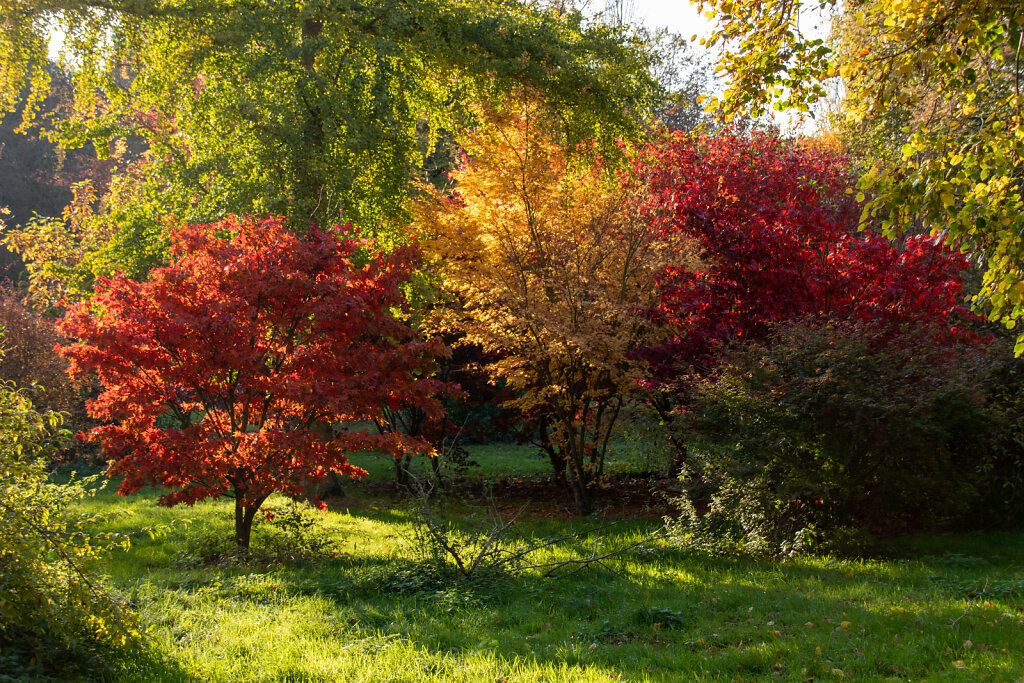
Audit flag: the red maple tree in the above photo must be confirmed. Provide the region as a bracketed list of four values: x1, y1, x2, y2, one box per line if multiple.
[59, 216, 449, 547]
[629, 130, 985, 477]
[632, 130, 980, 381]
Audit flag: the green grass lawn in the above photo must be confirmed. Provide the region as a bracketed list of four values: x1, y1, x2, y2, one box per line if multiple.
[69, 453, 1024, 682]
[347, 442, 554, 482]
[346, 436, 669, 484]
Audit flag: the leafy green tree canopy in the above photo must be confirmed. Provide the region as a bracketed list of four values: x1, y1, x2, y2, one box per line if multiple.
[696, 0, 1024, 351]
[1, 0, 660, 283]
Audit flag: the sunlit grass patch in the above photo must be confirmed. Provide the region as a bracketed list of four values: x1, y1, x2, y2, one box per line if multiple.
[71, 482, 1024, 682]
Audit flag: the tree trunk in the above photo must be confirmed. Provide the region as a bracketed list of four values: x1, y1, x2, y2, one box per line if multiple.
[394, 453, 413, 489]
[537, 416, 568, 489]
[552, 450, 569, 489]
[234, 499, 253, 549]
[566, 447, 597, 516]
[299, 16, 325, 222]
[234, 494, 268, 549]
[302, 419, 345, 501]
[570, 474, 596, 516]
[650, 394, 691, 478]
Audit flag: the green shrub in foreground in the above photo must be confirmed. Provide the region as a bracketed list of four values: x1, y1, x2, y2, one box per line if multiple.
[0, 376, 137, 680]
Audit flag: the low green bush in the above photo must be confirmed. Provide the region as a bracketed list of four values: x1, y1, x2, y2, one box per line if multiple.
[0, 377, 137, 679]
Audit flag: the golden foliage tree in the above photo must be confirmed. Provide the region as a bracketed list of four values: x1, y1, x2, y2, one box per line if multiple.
[415, 101, 670, 515]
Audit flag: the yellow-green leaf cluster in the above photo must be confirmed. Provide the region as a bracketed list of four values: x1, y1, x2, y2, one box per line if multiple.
[2, 180, 118, 308]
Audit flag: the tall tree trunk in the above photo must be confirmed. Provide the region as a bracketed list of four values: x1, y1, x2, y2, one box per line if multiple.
[394, 453, 413, 489]
[299, 16, 325, 221]
[549, 450, 567, 488]
[567, 440, 597, 516]
[651, 394, 690, 478]
[234, 499, 253, 549]
[302, 419, 345, 500]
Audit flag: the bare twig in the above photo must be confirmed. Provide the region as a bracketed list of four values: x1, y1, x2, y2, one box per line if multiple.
[493, 518, 633, 567]
[949, 578, 989, 630]
[407, 469, 664, 581]
[517, 531, 665, 578]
